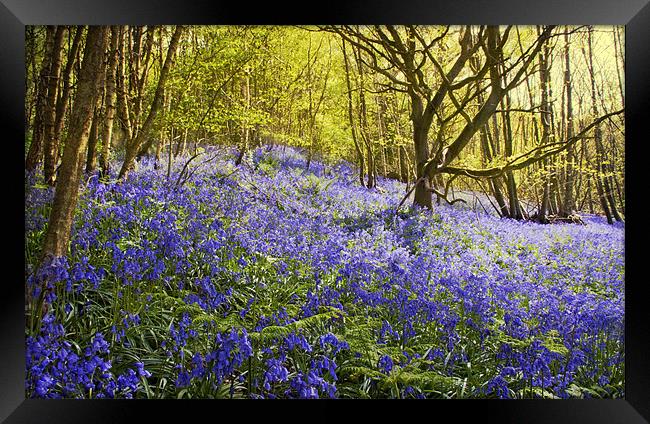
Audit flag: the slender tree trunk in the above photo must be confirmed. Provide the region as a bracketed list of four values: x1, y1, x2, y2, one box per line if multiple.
[167, 127, 174, 180]
[603, 135, 623, 221]
[85, 48, 107, 174]
[341, 38, 365, 187]
[235, 71, 251, 166]
[353, 42, 375, 189]
[119, 25, 183, 180]
[375, 93, 388, 177]
[481, 121, 509, 217]
[502, 91, 523, 220]
[398, 145, 408, 184]
[594, 166, 612, 223]
[25, 26, 55, 172]
[116, 26, 133, 144]
[52, 26, 84, 169]
[560, 29, 576, 217]
[586, 26, 618, 223]
[305, 37, 315, 170]
[133, 27, 155, 134]
[43, 26, 66, 186]
[177, 128, 188, 157]
[546, 48, 560, 217]
[85, 102, 101, 173]
[100, 26, 120, 177]
[154, 131, 163, 168]
[25, 26, 37, 134]
[475, 73, 510, 217]
[154, 92, 169, 169]
[537, 28, 552, 223]
[613, 26, 625, 108]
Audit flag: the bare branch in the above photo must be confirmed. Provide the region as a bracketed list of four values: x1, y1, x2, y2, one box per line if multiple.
[437, 109, 623, 178]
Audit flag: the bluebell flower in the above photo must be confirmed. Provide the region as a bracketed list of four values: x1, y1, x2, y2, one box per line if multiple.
[378, 355, 394, 374]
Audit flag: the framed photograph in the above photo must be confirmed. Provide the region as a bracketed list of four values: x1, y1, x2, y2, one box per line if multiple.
[5, 0, 648, 422]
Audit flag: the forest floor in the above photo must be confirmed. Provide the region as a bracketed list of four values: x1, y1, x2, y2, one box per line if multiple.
[24, 145, 624, 399]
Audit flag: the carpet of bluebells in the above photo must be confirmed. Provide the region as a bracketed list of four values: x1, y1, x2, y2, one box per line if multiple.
[24, 146, 625, 399]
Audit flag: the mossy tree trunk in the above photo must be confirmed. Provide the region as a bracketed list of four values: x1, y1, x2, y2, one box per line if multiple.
[41, 26, 109, 259]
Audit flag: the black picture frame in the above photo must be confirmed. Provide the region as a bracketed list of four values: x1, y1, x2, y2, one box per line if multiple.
[3, 0, 647, 422]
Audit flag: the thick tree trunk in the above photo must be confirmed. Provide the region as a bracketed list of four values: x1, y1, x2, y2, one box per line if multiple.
[41, 26, 108, 259]
[413, 119, 432, 209]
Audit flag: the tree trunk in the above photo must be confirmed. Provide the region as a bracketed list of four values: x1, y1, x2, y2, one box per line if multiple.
[41, 26, 108, 260]
[560, 29, 576, 217]
[133, 27, 155, 134]
[341, 38, 366, 187]
[586, 26, 619, 224]
[468, 39, 511, 218]
[43, 26, 66, 186]
[375, 93, 388, 177]
[480, 120, 509, 217]
[235, 71, 251, 166]
[154, 92, 169, 169]
[85, 48, 107, 175]
[116, 26, 133, 144]
[353, 42, 375, 189]
[176, 128, 188, 157]
[25, 26, 55, 172]
[501, 80, 523, 220]
[25, 26, 37, 135]
[537, 28, 552, 223]
[53, 26, 84, 169]
[305, 36, 315, 171]
[154, 129, 164, 169]
[100, 26, 120, 177]
[118, 25, 183, 180]
[85, 104, 100, 173]
[612, 26, 625, 108]
[413, 117, 432, 209]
